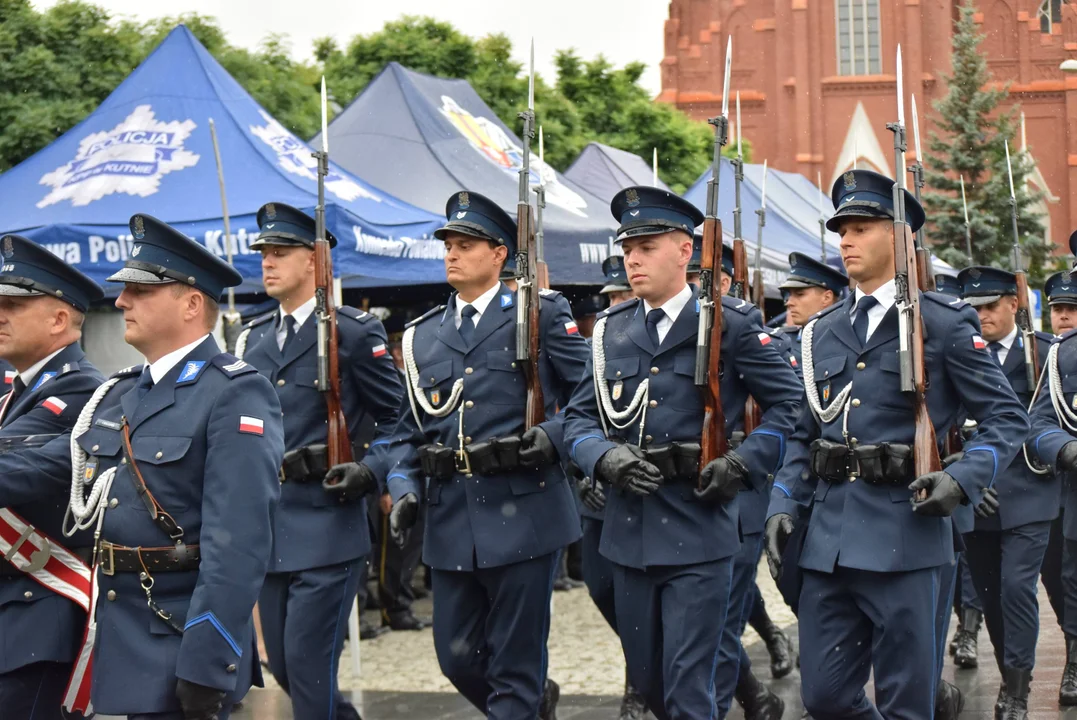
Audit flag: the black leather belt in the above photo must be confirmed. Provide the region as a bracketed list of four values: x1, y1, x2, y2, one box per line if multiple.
[0, 546, 93, 577]
[810, 439, 913, 487]
[98, 540, 200, 576]
[280, 444, 329, 483]
[641, 441, 702, 483]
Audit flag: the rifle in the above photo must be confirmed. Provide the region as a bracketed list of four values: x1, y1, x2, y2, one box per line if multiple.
[515, 40, 545, 429]
[743, 160, 768, 434]
[908, 95, 936, 292]
[313, 77, 352, 468]
[960, 176, 973, 264]
[730, 91, 749, 302]
[207, 118, 243, 352]
[817, 172, 828, 263]
[887, 46, 940, 481]
[1005, 139, 1039, 389]
[695, 36, 732, 486]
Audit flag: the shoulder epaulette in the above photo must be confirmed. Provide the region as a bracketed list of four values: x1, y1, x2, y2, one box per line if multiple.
[57, 362, 82, 377]
[406, 304, 447, 329]
[777, 324, 800, 336]
[539, 288, 563, 300]
[1035, 329, 1057, 344]
[923, 291, 968, 311]
[338, 306, 374, 324]
[721, 295, 756, 315]
[211, 354, 257, 378]
[110, 365, 143, 380]
[243, 311, 277, 330]
[597, 298, 639, 319]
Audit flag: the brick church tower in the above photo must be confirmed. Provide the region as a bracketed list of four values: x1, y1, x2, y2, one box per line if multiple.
[658, 0, 1077, 250]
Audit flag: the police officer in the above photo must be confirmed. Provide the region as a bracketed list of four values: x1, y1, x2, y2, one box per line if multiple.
[54, 214, 284, 720]
[234, 203, 403, 720]
[776, 251, 848, 365]
[0, 235, 104, 719]
[1033, 233, 1077, 709]
[600, 255, 634, 307]
[564, 186, 801, 720]
[385, 191, 589, 720]
[956, 265, 1056, 718]
[765, 170, 1028, 720]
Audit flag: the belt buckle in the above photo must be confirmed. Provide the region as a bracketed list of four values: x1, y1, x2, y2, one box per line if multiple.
[100, 542, 115, 576]
[455, 447, 471, 475]
[845, 448, 860, 483]
[278, 466, 286, 484]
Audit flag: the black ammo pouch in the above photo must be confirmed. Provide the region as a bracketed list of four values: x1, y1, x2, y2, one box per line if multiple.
[645, 442, 701, 482]
[418, 445, 456, 481]
[279, 444, 330, 483]
[853, 443, 912, 486]
[810, 439, 850, 483]
[465, 436, 522, 476]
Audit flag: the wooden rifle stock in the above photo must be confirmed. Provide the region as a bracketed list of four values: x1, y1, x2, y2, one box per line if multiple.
[314, 239, 353, 467]
[698, 216, 728, 482]
[1015, 270, 1040, 389]
[517, 202, 545, 430]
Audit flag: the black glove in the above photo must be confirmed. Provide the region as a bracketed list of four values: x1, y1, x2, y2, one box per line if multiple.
[596, 444, 663, 497]
[578, 476, 607, 513]
[974, 486, 1000, 518]
[764, 513, 795, 581]
[1058, 441, 1077, 474]
[694, 451, 749, 505]
[909, 471, 965, 517]
[322, 462, 379, 501]
[389, 492, 419, 548]
[176, 679, 226, 720]
[518, 426, 558, 469]
[942, 452, 964, 468]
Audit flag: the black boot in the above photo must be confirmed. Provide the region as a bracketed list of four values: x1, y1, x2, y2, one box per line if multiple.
[953, 607, 981, 669]
[734, 667, 785, 720]
[749, 600, 796, 679]
[539, 678, 560, 720]
[934, 679, 964, 720]
[1061, 635, 1077, 706]
[949, 609, 965, 656]
[1000, 667, 1031, 720]
[618, 670, 647, 720]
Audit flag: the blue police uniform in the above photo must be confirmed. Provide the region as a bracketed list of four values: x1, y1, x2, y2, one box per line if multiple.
[235, 203, 402, 720]
[564, 186, 802, 720]
[386, 191, 589, 719]
[68, 215, 284, 718]
[773, 252, 849, 370]
[956, 266, 1057, 690]
[767, 170, 1029, 720]
[0, 236, 104, 720]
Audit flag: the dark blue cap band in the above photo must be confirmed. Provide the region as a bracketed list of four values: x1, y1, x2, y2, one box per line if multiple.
[0, 235, 103, 312]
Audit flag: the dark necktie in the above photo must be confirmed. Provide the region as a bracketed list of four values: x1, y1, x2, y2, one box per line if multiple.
[7, 376, 25, 407]
[646, 308, 665, 348]
[459, 304, 479, 346]
[135, 367, 154, 402]
[851, 295, 879, 346]
[988, 341, 1004, 367]
[281, 315, 298, 353]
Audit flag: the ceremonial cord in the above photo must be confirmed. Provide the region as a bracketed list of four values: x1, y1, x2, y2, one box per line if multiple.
[1020, 343, 1054, 474]
[591, 315, 649, 445]
[402, 324, 463, 432]
[64, 378, 121, 537]
[801, 318, 852, 425]
[234, 327, 251, 360]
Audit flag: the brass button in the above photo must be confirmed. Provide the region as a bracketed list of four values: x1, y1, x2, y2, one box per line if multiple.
[92, 444, 99, 452]
[277, 379, 285, 387]
[23, 591, 32, 599]
[465, 436, 472, 444]
[465, 473, 473, 479]
[616, 370, 622, 377]
[107, 590, 117, 601]
[465, 367, 474, 375]
[648, 400, 658, 408]
[121, 458, 127, 465]
[363, 443, 370, 449]
[226, 664, 236, 673]
[650, 367, 659, 375]
[511, 362, 517, 369]
[155, 451, 163, 460]
[849, 475, 857, 483]
[465, 401, 474, 409]
[109, 498, 118, 509]
[852, 399, 861, 408]
[645, 435, 653, 443]
[850, 437, 858, 445]
[539, 481, 546, 488]
[856, 362, 866, 370]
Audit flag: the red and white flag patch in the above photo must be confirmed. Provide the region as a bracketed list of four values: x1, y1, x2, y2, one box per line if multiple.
[372, 344, 387, 358]
[789, 356, 799, 368]
[565, 321, 579, 335]
[41, 397, 67, 416]
[972, 335, 987, 350]
[3, 371, 14, 385]
[757, 332, 772, 346]
[238, 416, 264, 435]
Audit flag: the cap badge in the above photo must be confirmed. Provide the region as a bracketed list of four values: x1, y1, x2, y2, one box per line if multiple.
[458, 192, 470, 210]
[843, 171, 857, 191]
[456, 211, 467, 219]
[132, 215, 145, 239]
[1063, 272, 1072, 284]
[1, 237, 12, 259]
[969, 268, 982, 280]
[265, 203, 276, 220]
[132, 245, 141, 257]
[626, 189, 640, 208]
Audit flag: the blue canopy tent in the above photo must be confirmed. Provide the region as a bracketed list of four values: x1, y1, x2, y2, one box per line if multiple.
[0, 26, 445, 294]
[314, 62, 618, 285]
[564, 143, 671, 204]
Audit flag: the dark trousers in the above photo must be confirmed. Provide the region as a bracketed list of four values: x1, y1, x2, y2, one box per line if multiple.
[1061, 538, 1077, 637]
[374, 506, 425, 621]
[964, 521, 1051, 671]
[431, 552, 558, 720]
[580, 516, 617, 632]
[0, 662, 86, 720]
[953, 553, 983, 613]
[799, 565, 942, 720]
[713, 531, 764, 716]
[615, 557, 733, 720]
[1041, 510, 1066, 629]
[258, 558, 363, 720]
[937, 556, 961, 672]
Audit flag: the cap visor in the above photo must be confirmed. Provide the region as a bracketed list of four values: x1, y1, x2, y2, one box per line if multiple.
[825, 206, 892, 232]
[249, 236, 311, 250]
[1048, 297, 1077, 307]
[600, 283, 631, 294]
[434, 223, 498, 243]
[106, 267, 174, 285]
[963, 294, 1001, 307]
[616, 225, 677, 242]
[779, 278, 823, 290]
[0, 284, 43, 297]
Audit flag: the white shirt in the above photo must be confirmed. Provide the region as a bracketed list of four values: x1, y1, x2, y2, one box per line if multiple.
[454, 282, 502, 330]
[17, 347, 66, 389]
[276, 296, 317, 351]
[992, 325, 1018, 367]
[146, 334, 212, 385]
[643, 283, 694, 345]
[851, 279, 897, 342]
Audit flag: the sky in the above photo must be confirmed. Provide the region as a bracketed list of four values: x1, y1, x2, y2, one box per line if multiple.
[32, 0, 669, 94]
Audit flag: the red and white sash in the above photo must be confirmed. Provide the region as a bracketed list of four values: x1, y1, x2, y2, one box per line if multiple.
[0, 508, 95, 713]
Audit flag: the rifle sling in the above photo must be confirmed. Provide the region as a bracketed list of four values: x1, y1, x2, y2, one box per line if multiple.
[121, 418, 184, 544]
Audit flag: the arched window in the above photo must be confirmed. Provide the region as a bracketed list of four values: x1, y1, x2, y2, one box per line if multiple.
[836, 0, 882, 75]
[1038, 0, 1065, 33]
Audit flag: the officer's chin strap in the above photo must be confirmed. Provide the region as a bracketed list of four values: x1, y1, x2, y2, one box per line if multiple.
[402, 325, 464, 432]
[592, 315, 649, 446]
[801, 318, 852, 429]
[64, 378, 122, 544]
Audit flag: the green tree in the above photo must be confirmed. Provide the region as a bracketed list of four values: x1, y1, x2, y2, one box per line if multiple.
[923, 0, 1047, 278]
